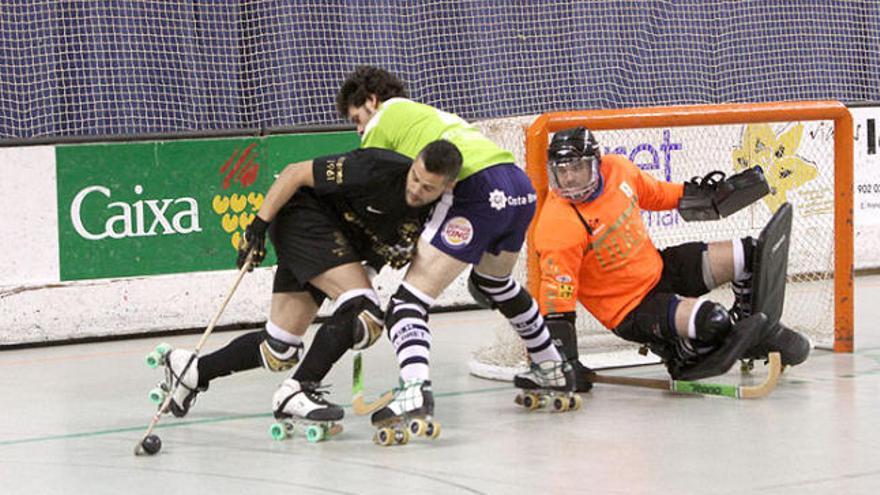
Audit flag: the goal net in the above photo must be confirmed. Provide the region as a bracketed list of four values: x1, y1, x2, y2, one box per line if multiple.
[2, 2, 878, 140]
[470, 101, 853, 381]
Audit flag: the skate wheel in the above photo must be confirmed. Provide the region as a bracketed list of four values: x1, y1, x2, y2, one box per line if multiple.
[155, 342, 173, 357]
[740, 359, 755, 374]
[409, 419, 427, 437]
[148, 387, 166, 404]
[145, 343, 173, 368]
[394, 427, 410, 445]
[426, 421, 441, 439]
[374, 427, 395, 447]
[522, 392, 540, 410]
[569, 395, 583, 411]
[145, 351, 163, 369]
[552, 396, 569, 412]
[305, 424, 325, 443]
[269, 422, 289, 441]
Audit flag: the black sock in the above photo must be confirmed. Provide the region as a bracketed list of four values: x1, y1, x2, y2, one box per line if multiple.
[293, 321, 351, 383]
[197, 331, 263, 388]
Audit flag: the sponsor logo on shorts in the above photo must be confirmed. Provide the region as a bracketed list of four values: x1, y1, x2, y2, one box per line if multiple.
[488, 189, 537, 211]
[558, 283, 574, 299]
[441, 216, 474, 248]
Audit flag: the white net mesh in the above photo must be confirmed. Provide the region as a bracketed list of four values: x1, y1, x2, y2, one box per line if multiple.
[471, 115, 839, 380]
[1, 1, 879, 139]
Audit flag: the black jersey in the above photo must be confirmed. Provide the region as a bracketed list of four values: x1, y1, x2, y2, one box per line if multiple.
[288, 148, 431, 269]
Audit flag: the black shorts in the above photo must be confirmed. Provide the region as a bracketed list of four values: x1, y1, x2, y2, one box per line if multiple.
[269, 198, 363, 305]
[612, 241, 710, 345]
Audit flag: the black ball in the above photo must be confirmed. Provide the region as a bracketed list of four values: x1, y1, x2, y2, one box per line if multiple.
[141, 434, 162, 455]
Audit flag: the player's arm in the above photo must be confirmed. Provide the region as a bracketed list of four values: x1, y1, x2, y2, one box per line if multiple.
[535, 207, 586, 370]
[632, 162, 685, 211]
[534, 199, 586, 317]
[257, 160, 315, 222]
[236, 159, 315, 270]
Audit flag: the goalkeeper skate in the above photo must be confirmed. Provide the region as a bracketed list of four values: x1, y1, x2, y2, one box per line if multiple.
[514, 359, 583, 412]
[145, 344, 204, 418]
[370, 379, 441, 446]
[269, 378, 344, 443]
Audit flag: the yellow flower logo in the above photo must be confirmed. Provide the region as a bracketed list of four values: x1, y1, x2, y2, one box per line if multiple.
[212, 192, 264, 250]
[732, 123, 818, 213]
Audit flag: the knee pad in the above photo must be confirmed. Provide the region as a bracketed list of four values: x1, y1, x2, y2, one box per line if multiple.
[467, 270, 498, 310]
[332, 290, 384, 351]
[691, 301, 733, 347]
[259, 330, 303, 372]
[468, 270, 527, 314]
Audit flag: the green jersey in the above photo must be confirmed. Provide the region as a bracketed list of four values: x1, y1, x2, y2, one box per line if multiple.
[360, 98, 515, 181]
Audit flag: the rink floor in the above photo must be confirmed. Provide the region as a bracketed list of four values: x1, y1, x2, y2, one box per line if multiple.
[1, 276, 879, 495]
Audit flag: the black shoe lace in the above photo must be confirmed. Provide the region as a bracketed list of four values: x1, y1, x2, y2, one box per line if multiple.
[301, 382, 333, 405]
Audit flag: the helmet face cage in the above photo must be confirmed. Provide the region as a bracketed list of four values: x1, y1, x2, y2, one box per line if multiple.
[547, 127, 601, 202]
[547, 156, 600, 202]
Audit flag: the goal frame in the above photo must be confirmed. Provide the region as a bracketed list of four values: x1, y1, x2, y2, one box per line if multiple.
[524, 100, 854, 353]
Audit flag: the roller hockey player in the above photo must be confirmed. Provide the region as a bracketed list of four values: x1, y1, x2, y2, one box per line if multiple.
[532, 127, 810, 384]
[337, 66, 578, 437]
[153, 141, 462, 430]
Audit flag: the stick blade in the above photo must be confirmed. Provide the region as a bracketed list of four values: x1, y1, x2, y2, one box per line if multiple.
[739, 352, 781, 399]
[352, 391, 393, 416]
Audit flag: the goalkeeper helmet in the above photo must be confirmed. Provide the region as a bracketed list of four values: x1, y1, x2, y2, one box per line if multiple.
[547, 127, 602, 203]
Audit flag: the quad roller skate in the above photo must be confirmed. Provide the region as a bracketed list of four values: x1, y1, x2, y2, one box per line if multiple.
[145, 343, 203, 417]
[370, 379, 441, 447]
[514, 360, 583, 412]
[268, 418, 343, 443]
[270, 378, 344, 443]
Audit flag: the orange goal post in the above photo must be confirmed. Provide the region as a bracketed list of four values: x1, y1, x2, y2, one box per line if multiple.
[469, 101, 853, 381]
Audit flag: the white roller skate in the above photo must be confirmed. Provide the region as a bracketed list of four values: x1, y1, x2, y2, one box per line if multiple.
[146, 346, 202, 418]
[370, 379, 441, 446]
[269, 379, 344, 443]
[513, 360, 582, 412]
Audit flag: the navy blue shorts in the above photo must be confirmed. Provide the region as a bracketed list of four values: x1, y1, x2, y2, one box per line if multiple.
[420, 163, 537, 264]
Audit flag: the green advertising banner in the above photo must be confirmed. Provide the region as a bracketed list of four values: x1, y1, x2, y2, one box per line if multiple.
[56, 132, 359, 281]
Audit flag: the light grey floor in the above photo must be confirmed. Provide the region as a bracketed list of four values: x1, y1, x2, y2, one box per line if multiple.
[2, 276, 880, 495]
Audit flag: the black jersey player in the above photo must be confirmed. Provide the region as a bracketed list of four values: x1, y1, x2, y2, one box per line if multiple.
[155, 141, 461, 426]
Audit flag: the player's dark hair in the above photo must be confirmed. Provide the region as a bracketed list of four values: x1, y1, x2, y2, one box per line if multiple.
[419, 140, 462, 182]
[336, 66, 408, 118]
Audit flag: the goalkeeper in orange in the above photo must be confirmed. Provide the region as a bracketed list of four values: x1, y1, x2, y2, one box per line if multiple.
[533, 127, 810, 385]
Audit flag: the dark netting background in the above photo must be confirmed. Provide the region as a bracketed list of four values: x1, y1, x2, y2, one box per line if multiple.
[1, 0, 878, 139]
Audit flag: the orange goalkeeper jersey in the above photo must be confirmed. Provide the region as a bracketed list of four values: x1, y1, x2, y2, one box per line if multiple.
[534, 154, 684, 329]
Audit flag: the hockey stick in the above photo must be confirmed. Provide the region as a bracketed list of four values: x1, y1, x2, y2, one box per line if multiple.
[134, 252, 254, 455]
[586, 352, 781, 399]
[351, 351, 393, 416]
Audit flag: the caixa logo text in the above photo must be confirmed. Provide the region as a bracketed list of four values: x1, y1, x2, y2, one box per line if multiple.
[71, 185, 201, 240]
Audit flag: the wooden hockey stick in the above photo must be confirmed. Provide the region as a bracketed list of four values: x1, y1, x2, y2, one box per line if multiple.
[134, 253, 254, 455]
[586, 352, 781, 399]
[351, 351, 393, 415]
